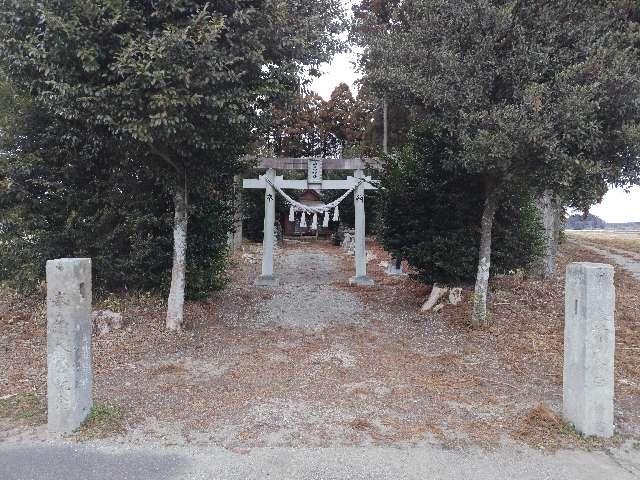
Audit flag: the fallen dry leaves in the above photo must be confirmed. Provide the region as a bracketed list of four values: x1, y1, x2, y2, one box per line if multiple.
[0, 239, 638, 451]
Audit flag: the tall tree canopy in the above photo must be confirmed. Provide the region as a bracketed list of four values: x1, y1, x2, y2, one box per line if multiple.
[264, 82, 367, 158]
[319, 83, 366, 156]
[1, 0, 344, 329]
[266, 92, 326, 157]
[354, 0, 640, 326]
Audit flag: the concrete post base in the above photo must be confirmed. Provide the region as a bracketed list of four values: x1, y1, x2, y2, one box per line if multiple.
[349, 276, 375, 286]
[254, 275, 280, 287]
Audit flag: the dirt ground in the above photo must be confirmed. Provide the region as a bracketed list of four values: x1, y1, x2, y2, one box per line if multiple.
[1, 239, 639, 451]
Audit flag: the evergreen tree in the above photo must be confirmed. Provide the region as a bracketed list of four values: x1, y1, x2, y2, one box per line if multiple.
[354, 1, 640, 326]
[0, 88, 233, 298]
[1, 0, 344, 329]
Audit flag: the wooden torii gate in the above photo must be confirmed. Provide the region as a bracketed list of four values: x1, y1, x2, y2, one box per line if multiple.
[243, 157, 380, 287]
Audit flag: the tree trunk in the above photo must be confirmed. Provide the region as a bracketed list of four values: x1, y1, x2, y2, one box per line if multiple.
[227, 175, 243, 252]
[166, 182, 188, 331]
[472, 184, 499, 329]
[382, 96, 388, 154]
[531, 190, 562, 278]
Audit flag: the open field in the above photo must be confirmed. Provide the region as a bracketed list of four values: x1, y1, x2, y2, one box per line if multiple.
[566, 230, 640, 257]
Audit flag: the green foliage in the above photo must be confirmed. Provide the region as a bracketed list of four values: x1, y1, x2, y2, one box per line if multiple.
[0, 0, 344, 302]
[377, 125, 544, 285]
[84, 403, 120, 426]
[356, 1, 640, 323]
[355, 1, 640, 206]
[0, 102, 231, 298]
[1, 1, 345, 174]
[77, 403, 123, 438]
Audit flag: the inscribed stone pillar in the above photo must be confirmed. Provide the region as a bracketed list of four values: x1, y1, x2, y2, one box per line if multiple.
[563, 262, 615, 438]
[255, 168, 279, 286]
[349, 169, 374, 286]
[46, 258, 93, 433]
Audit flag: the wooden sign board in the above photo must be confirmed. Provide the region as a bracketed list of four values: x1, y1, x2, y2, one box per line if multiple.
[307, 159, 323, 185]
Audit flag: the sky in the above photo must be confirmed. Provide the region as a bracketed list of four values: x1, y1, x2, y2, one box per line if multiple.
[310, 49, 360, 100]
[309, 32, 640, 223]
[588, 185, 640, 223]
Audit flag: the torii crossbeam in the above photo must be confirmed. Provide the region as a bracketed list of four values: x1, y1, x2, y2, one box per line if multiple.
[243, 157, 380, 287]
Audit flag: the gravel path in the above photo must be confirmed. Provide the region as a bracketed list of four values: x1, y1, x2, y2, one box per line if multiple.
[256, 249, 366, 331]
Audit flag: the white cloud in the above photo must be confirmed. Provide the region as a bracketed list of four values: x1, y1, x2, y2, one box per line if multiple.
[589, 186, 640, 223]
[309, 0, 361, 100]
[309, 50, 360, 100]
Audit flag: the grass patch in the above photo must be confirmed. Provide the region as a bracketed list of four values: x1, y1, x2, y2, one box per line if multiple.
[559, 422, 611, 450]
[75, 403, 123, 439]
[0, 393, 44, 422]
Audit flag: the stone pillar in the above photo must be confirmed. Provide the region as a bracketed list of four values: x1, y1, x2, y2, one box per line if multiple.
[349, 170, 374, 286]
[46, 258, 93, 433]
[563, 262, 615, 438]
[255, 168, 279, 286]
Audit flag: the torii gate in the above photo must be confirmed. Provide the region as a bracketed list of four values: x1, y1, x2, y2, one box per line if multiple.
[243, 157, 380, 287]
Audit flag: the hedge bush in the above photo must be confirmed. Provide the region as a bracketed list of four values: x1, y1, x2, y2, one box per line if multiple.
[376, 124, 544, 285]
[0, 108, 232, 298]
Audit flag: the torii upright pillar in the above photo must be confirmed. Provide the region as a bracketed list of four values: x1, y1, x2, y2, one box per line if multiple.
[349, 169, 374, 286]
[255, 168, 279, 286]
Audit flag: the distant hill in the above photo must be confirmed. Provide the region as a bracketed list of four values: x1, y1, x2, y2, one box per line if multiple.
[566, 213, 640, 231]
[566, 214, 607, 230]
